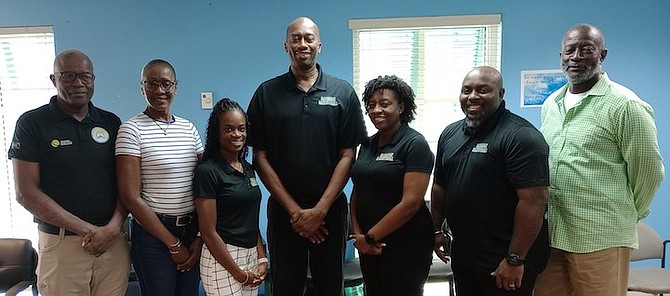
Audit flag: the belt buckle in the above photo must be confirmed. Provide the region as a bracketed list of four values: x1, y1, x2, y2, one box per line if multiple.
[175, 215, 190, 226]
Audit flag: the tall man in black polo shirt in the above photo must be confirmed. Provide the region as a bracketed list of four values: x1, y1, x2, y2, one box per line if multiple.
[431, 66, 549, 296]
[9, 49, 130, 296]
[247, 17, 367, 296]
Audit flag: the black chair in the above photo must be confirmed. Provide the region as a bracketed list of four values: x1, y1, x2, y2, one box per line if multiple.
[0, 238, 38, 296]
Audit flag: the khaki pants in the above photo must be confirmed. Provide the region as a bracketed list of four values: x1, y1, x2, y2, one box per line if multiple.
[37, 229, 131, 296]
[534, 247, 631, 296]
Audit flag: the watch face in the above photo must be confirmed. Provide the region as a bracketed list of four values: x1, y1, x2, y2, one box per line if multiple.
[506, 253, 525, 266]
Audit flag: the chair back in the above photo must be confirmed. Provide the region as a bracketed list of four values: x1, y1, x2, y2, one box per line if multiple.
[631, 222, 664, 261]
[0, 238, 38, 292]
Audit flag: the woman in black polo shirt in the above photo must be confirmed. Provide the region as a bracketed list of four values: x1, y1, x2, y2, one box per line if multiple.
[350, 75, 435, 296]
[194, 99, 267, 296]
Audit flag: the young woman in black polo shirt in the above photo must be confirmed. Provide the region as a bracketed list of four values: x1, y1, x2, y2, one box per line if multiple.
[350, 75, 435, 296]
[194, 99, 267, 296]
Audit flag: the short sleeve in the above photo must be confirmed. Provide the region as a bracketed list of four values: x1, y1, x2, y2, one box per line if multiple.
[115, 121, 141, 157]
[8, 113, 40, 161]
[193, 163, 218, 199]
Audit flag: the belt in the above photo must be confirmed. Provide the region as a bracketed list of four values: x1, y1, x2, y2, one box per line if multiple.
[38, 223, 77, 236]
[156, 212, 196, 227]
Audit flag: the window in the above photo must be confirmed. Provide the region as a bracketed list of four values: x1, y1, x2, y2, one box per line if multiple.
[350, 15, 501, 153]
[0, 26, 55, 246]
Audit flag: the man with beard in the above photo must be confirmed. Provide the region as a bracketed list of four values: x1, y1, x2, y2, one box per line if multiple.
[534, 24, 664, 296]
[247, 17, 367, 296]
[431, 66, 550, 296]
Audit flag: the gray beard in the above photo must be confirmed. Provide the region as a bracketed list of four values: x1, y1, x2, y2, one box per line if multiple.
[566, 64, 600, 85]
[465, 118, 481, 129]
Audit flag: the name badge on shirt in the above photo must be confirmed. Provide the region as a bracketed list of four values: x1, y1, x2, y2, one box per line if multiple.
[51, 138, 73, 148]
[472, 143, 488, 153]
[249, 177, 259, 187]
[376, 152, 394, 161]
[318, 96, 338, 106]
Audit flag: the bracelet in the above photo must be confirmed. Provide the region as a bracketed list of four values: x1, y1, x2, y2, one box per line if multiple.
[169, 239, 182, 248]
[257, 257, 268, 264]
[434, 230, 444, 236]
[168, 239, 182, 254]
[241, 271, 250, 284]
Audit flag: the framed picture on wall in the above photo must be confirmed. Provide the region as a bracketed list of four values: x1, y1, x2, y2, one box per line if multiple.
[520, 69, 568, 108]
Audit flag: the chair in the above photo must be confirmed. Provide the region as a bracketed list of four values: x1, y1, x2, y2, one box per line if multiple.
[0, 238, 38, 296]
[628, 222, 670, 295]
[426, 257, 456, 296]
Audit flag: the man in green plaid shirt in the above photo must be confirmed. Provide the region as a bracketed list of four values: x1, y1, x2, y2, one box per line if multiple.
[534, 23, 665, 296]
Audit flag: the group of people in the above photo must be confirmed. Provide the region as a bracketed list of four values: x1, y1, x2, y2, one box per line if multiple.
[7, 15, 663, 296]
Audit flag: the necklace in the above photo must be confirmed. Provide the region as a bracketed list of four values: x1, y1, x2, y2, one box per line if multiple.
[144, 111, 171, 135]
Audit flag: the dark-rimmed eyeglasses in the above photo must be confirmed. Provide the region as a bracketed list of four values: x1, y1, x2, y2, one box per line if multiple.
[142, 80, 176, 92]
[56, 72, 95, 84]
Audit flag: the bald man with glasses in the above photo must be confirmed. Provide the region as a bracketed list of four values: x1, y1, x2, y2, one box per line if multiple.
[9, 49, 130, 296]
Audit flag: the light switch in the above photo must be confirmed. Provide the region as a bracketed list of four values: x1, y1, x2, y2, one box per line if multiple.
[201, 92, 213, 109]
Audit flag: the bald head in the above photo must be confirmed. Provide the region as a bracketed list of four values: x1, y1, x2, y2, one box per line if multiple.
[54, 49, 93, 73]
[563, 23, 605, 49]
[465, 66, 503, 90]
[286, 17, 320, 41]
[460, 66, 505, 129]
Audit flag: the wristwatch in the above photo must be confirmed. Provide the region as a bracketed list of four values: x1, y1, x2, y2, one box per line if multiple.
[505, 253, 526, 266]
[364, 233, 376, 245]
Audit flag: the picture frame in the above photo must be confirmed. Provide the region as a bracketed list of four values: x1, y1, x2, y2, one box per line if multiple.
[520, 69, 568, 108]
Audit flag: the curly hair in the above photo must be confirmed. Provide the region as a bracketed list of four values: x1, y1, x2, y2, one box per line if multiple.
[202, 98, 249, 162]
[361, 75, 416, 123]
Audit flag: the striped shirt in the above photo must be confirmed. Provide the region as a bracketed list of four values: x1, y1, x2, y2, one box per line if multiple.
[115, 112, 204, 215]
[540, 73, 664, 253]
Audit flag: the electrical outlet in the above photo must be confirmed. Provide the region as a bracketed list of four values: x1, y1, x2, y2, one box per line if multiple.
[201, 92, 213, 109]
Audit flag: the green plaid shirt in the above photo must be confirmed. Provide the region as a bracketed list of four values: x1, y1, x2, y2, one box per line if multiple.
[540, 73, 664, 253]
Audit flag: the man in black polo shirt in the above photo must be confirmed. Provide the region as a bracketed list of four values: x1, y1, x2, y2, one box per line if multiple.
[431, 66, 549, 296]
[8, 49, 130, 296]
[247, 17, 367, 296]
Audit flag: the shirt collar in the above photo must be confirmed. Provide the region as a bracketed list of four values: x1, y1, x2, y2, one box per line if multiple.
[371, 123, 410, 149]
[48, 95, 101, 123]
[553, 72, 611, 104]
[284, 63, 325, 92]
[213, 155, 247, 176]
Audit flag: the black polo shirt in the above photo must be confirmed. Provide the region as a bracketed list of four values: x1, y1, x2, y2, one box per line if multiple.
[193, 157, 261, 248]
[247, 64, 367, 205]
[351, 123, 434, 246]
[434, 101, 549, 274]
[8, 96, 121, 226]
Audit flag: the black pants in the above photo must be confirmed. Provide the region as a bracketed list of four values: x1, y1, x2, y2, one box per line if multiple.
[268, 195, 347, 296]
[359, 234, 432, 296]
[451, 261, 541, 296]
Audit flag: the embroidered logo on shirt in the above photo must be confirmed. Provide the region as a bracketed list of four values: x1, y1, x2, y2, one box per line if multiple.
[250, 177, 259, 187]
[318, 96, 338, 106]
[50, 139, 73, 148]
[91, 127, 110, 144]
[472, 143, 488, 153]
[376, 152, 394, 161]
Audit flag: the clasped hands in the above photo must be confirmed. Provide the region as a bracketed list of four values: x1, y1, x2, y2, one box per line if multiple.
[235, 263, 268, 287]
[168, 237, 202, 273]
[351, 233, 383, 256]
[290, 208, 329, 244]
[81, 224, 119, 257]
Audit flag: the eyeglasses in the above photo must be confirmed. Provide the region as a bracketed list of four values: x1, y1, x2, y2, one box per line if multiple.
[142, 80, 176, 92]
[56, 72, 95, 84]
